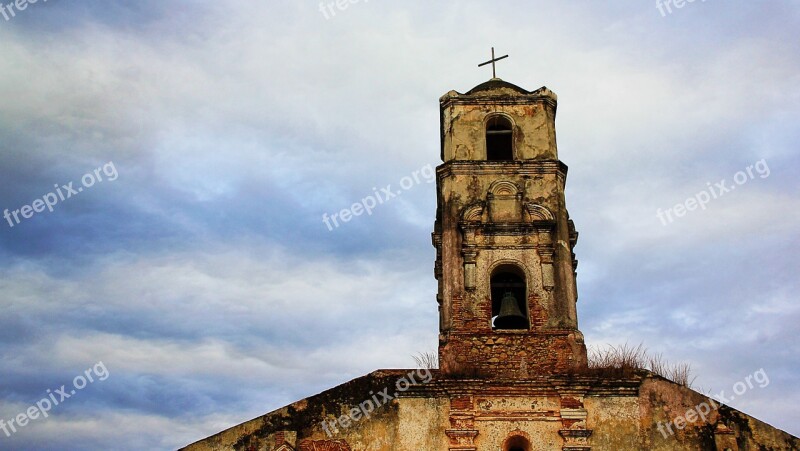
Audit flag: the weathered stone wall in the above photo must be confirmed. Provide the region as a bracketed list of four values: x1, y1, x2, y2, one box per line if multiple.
[439, 331, 586, 379]
[181, 370, 410, 451]
[632, 377, 800, 451]
[181, 371, 799, 450]
[394, 397, 449, 450]
[439, 85, 559, 162]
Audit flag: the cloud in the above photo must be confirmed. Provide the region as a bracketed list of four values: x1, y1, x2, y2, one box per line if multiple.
[0, 243, 438, 447]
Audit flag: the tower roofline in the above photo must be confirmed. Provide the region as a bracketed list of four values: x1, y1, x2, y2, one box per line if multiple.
[468, 78, 532, 95]
[440, 78, 558, 104]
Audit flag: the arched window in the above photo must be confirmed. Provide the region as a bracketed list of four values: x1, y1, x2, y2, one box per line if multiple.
[486, 115, 514, 161]
[490, 265, 528, 330]
[503, 435, 532, 451]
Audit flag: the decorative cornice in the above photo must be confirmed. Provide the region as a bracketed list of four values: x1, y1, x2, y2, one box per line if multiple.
[437, 160, 568, 179]
[440, 94, 558, 111]
[560, 429, 593, 439]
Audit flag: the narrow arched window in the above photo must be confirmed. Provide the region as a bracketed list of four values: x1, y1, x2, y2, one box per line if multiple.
[486, 116, 514, 161]
[490, 265, 528, 330]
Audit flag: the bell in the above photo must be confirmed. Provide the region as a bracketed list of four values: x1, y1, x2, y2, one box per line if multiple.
[494, 291, 528, 329]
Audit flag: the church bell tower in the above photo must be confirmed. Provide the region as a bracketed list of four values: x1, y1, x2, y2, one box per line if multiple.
[432, 75, 588, 379]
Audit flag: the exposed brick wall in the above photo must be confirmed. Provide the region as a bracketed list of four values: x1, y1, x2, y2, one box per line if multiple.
[297, 439, 351, 451]
[450, 396, 472, 410]
[440, 330, 586, 378]
[441, 288, 586, 378]
[450, 294, 549, 333]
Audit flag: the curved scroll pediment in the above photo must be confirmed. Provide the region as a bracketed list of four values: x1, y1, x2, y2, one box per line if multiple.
[488, 180, 520, 197]
[461, 202, 485, 222]
[524, 203, 555, 222]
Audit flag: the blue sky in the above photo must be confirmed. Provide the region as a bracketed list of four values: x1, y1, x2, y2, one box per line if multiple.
[0, 1, 798, 449]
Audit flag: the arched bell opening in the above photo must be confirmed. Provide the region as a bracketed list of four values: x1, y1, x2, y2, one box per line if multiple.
[486, 115, 514, 161]
[490, 264, 529, 330]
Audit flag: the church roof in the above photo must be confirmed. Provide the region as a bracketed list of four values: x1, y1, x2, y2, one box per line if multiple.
[439, 79, 557, 104]
[466, 78, 531, 95]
